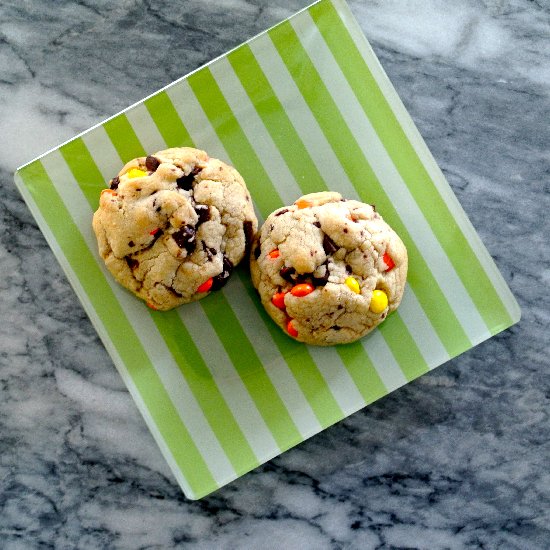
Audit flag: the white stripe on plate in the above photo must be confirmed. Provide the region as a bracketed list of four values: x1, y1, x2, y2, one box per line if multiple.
[224, 276, 322, 438]
[81, 127, 123, 182]
[209, 58, 302, 206]
[332, 0, 520, 325]
[398, 285, 450, 369]
[291, 12, 490, 344]
[360, 330, 407, 392]
[15, 172, 196, 497]
[306, 346, 365, 416]
[41, 150, 236, 486]
[181, 301, 280, 462]
[125, 103, 167, 154]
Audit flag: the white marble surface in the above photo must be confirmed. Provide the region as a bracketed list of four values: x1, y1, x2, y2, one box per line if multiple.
[1, 0, 549, 548]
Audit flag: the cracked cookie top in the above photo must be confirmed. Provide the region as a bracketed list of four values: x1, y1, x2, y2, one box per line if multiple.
[92, 147, 258, 310]
[250, 192, 408, 345]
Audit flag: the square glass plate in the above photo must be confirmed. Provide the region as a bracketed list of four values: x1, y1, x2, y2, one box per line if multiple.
[14, 0, 520, 499]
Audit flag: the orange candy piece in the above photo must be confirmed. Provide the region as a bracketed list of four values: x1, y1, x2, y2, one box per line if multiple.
[268, 249, 280, 259]
[383, 252, 395, 271]
[271, 292, 287, 309]
[287, 319, 298, 338]
[101, 189, 117, 196]
[290, 283, 314, 297]
[197, 278, 213, 293]
[295, 199, 312, 209]
[146, 302, 158, 310]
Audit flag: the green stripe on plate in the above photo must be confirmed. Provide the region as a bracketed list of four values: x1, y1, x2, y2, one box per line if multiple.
[145, 92, 194, 147]
[378, 313, 429, 382]
[237, 270, 344, 429]
[104, 114, 147, 161]
[200, 291, 302, 449]
[59, 139, 105, 209]
[227, 45, 328, 196]
[187, 68, 282, 217]
[61, 135, 258, 477]
[18, 160, 217, 497]
[268, 20, 467, 360]
[150, 310, 259, 474]
[311, 0, 513, 333]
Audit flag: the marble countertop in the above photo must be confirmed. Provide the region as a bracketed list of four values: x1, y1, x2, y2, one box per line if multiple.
[1, 0, 548, 548]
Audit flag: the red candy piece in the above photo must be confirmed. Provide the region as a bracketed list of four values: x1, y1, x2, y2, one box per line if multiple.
[150, 228, 160, 236]
[383, 252, 395, 271]
[146, 302, 158, 310]
[287, 319, 298, 338]
[272, 292, 287, 310]
[197, 278, 213, 293]
[290, 283, 314, 297]
[268, 249, 280, 259]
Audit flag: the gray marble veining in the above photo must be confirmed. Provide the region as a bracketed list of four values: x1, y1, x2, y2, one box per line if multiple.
[1, 0, 549, 548]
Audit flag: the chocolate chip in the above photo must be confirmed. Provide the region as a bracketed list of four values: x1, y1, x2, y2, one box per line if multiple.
[275, 208, 288, 217]
[323, 234, 338, 255]
[195, 204, 210, 226]
[253, 245, 261, 259]
[331, 325, 342, 331]
[128, 240, 135, 247]
[173, 225, 196, 253]
[346, 264, 352, 274]
[145, 155, 160, 172]
[176, 173, 194, 190]
[110, 176, 120, 190]
[156, 206, 161, 213]
[125, 256, 139, 270]
[343, 228, 348, 233]
[243, 221, 254, 252]
[313, 221, 321, 228]
[280, 266, 296, 282]
[311, 261, 330, 286]
[211, 256, 233, 290]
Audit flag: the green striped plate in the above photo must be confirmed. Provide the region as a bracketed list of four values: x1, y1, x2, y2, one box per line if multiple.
[14, 0, 520, 499]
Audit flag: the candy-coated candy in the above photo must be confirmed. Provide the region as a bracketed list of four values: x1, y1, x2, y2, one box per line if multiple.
[383, 252, 395, 271]
[295, 199, 312, 209]
[370, 289, 388, 313]
[146, 302, 158, 310]
[197, 277, 213, 293]
[271, 292, 287, 309]
[291, 283, 314, 297]
[345, 276, 360, 294]
[126, 168, 147, 179]
[101, 189, 117, 196]
[287, 319, 298, 338]
[268, 249, 280, 259]
[150, 228, 160, 236]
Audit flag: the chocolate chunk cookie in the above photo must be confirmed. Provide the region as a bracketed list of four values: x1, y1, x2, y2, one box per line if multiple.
[250, 192, 407, 345]
[93, 147, 258, 310]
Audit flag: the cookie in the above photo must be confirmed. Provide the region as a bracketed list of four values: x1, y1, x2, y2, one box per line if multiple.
[250, 192, 407, 345]
[93, 147, 257, 310]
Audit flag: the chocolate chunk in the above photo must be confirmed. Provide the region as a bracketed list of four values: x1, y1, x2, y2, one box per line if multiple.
[280, 266, 296, 282]
[110, 176, 120, 190]
[253, 245, 261, 260]
[176, 173, 194, 190]
[346, 264, 352, 274]
[332, 325, 342, 331]
[128, 240, 135, 247]
[211, 256, 234, 290]
[125, 256, 139, 270]
[313, 221, 321, 228]
[323, 234, 338, 255]
[275, 208, 288, 217]
[173, 225, 196, 253]
[311, 261, 330, 286]
[195, 204, 210, 226]
[243, 221, 254, 252]
[145, 155, 160, 172]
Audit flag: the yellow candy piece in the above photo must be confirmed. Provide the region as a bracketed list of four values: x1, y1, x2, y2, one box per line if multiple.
[345, 276, 360, 294]
[370, 289, 388, 313]
[126, 168, 147, 179]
